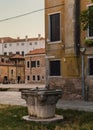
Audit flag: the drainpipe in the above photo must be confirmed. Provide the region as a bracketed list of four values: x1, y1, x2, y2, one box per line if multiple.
[80, 47, 86, 101]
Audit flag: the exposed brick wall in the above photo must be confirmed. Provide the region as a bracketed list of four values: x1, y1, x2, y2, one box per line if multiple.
[49, 77, 82, 100]
[25, 55, 46, 84]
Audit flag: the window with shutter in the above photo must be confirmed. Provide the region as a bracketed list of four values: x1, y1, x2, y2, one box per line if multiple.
[88, 58, 93, 75]
[49, 60, 61, 76]
[49, 13, 60, 42]
[88, 5, 93, 37]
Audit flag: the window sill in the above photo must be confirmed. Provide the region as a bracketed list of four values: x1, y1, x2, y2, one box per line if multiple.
[87, 75, 93, 78]
[49, 76, 62, 78]
[47, 40, 62, 44]
[86, 36, 93, 40]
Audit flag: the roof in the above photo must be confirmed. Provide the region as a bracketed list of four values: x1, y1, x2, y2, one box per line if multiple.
[0, 37, 15, 43]
[10, 54, 24, 59]
[0, 62, 14, 66]
[26, 48, 45, 55]
[0, 37, 45, 43]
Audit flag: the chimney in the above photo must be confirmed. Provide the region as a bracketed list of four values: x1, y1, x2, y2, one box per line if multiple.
[38, 34, 41, 40]
[25, 35, 28, 42]
[1, 39, 4, 43]
[17, 37, 20, 40]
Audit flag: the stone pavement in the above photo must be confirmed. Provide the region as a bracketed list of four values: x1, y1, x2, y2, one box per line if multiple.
[0, 84, 93, 112]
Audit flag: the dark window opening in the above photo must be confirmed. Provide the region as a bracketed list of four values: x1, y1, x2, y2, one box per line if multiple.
[9, 52, 12, 55]
[31, 61, 36, 68]
[37, 75, 40, 81]
[37, 60, 40, 67]
[16, 51, 20, 54]
[1, 58, 4, 62]
[89, 6, 93, 37]
[89, 58, 93, 75]
[11, 70, 13, 75]
[49, 60, 61, 76]
[4, 52, 7, 56]
[4, 44, 7, 48]
[27, 61, 30, 68]
[17, 76, 21, 84]
[27, 76, 30, 80]
[33, 75, 35, 81]
[50, 13, 60, 42]
[22, 51, 24, 56]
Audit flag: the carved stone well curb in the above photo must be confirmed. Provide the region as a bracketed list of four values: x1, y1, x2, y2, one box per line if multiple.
[21, 87, 63, 122]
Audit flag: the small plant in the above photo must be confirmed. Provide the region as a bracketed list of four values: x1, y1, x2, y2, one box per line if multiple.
[85, 39, 93, 46]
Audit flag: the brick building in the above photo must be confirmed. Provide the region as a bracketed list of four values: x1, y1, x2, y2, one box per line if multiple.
[25, 48, 46, 84]
[45, 0, 93, 100]
[0, 54, 25, 84]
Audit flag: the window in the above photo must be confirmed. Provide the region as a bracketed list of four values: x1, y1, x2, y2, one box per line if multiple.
[17, 43, 19, 46]
[49, 13, 60, 42]
[42, 76, 44, 79]
[37, 60, 40, 67]
[33, 75, 35, 81]
[88, 5, 93, 37]
[21, 51, 24, 56]
[9, 52, 12, 55]
[27, 76, 30, 80]
[31, 61, 40, 67]
[29, 42, 32, 45]
[34, 42, 37, 45]
[37, 75, 40, 81]
[4, 52, 7, 55]
[1, 58, 4, 62]
[27, 61, 30, 68]
[21, 43, 24, 46]
[11, 70, 13, 75]
[31, 61, 36, 68]
[9, 43, 12, 46]
[88, 58, 93, 76]
[16, 51, 20, 54]
[4, 44, 7, 48]
[49, 60, 61, 76]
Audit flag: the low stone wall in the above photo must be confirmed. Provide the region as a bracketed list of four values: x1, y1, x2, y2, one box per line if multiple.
[49, 77, 82, 100]
[85, 77, 93, 101]
[49, 77, 93, 101]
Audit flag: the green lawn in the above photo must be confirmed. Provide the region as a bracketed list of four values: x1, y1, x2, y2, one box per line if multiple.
[0, 104, 93, 130]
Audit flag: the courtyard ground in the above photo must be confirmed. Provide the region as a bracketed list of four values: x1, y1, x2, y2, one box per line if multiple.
[0, 83, 93, 112]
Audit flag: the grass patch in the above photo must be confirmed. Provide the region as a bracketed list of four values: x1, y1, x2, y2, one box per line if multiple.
[0, 104, 93, 130]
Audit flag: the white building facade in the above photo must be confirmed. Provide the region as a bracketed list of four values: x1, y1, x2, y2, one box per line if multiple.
[0, 35, 45, 56]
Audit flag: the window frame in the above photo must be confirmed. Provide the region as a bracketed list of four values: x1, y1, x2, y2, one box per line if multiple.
[37, 60, 40, 67]
[16, 51, 20, 54]
[11, 69, 13, 75]
[27, 75, 30, 81]
[87, 4, 93, 38]
[49, 59, 61, 77]
[27, 61, 30, 68]
[33, 75, 35, 81]
[21, 51, 24, 56]
[88, 56, 93, 76]
[4, 44, 7, 48]
[37, 75, 40, 81]
[48, 12, 61, 43]
[31, 61, 36, 68]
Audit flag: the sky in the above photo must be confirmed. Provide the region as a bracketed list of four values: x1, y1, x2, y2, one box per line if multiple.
[0, 0, 45, 39]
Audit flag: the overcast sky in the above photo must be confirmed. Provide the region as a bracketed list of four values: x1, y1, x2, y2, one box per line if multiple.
[0, 0, 44, 38]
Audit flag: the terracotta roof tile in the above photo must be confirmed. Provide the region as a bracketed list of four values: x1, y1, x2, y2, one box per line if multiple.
[0, 37, 45, 43]
[10, 54, 24, 59]
[0, 62, 14, 66]
[27, 48, 45, 55]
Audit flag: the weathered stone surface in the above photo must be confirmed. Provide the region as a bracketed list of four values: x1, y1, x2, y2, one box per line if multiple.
[21, 88, 62, 119]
